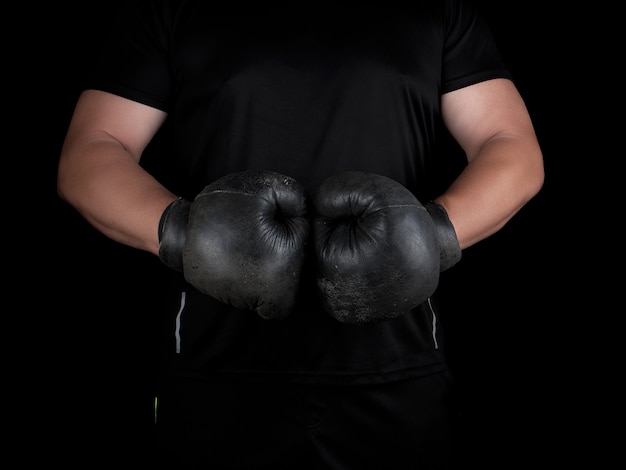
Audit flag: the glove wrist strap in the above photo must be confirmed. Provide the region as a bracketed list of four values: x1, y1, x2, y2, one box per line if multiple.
[425, 201, 462, 271]
[158, 198, 191, 272]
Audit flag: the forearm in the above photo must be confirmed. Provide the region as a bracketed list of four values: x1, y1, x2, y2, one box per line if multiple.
[57, 138, 177, 255]
[435, 135, 544, 250]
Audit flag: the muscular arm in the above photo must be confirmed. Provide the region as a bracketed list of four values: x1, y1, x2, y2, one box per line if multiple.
[57, 90, 178, 255]
[437, 78, 545, 249]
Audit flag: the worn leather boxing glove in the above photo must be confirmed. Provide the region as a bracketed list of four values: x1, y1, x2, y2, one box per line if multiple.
[312, 171, 461, 324]
[158, 170, 310, 320]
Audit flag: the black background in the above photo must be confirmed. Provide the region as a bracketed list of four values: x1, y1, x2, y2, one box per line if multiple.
[12, 1, 612, 467]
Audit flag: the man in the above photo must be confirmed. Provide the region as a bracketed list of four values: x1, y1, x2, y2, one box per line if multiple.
[57, 0, 544, 467]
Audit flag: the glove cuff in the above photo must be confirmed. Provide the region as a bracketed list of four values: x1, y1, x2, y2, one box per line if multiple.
[158, 198, 191, 272]
[425, 201, 462, 271]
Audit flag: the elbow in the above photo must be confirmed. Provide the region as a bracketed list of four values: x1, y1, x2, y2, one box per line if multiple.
[56, 175, 69, 203]
[526, 147, 546, 202]
[56, 157, 79, 207]
[56, 161, 70, 203]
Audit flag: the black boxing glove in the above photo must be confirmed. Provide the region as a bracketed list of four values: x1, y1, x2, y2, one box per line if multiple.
[312, 171, 460, 324]
[158, 170, 310, 320]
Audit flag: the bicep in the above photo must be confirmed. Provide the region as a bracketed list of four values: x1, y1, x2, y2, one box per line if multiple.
[64, 89, 168, 161]
[441, 78, 537, 161]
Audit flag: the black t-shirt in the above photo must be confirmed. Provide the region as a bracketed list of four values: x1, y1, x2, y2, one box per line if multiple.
[87, 0, 512, 385]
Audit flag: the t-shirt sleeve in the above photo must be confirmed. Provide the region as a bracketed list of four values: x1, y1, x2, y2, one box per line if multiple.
[85, 0, 174, 112]
[440, 0, 513, 94]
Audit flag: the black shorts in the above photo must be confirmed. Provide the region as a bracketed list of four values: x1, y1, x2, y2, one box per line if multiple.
[152, 371, 456, 469]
